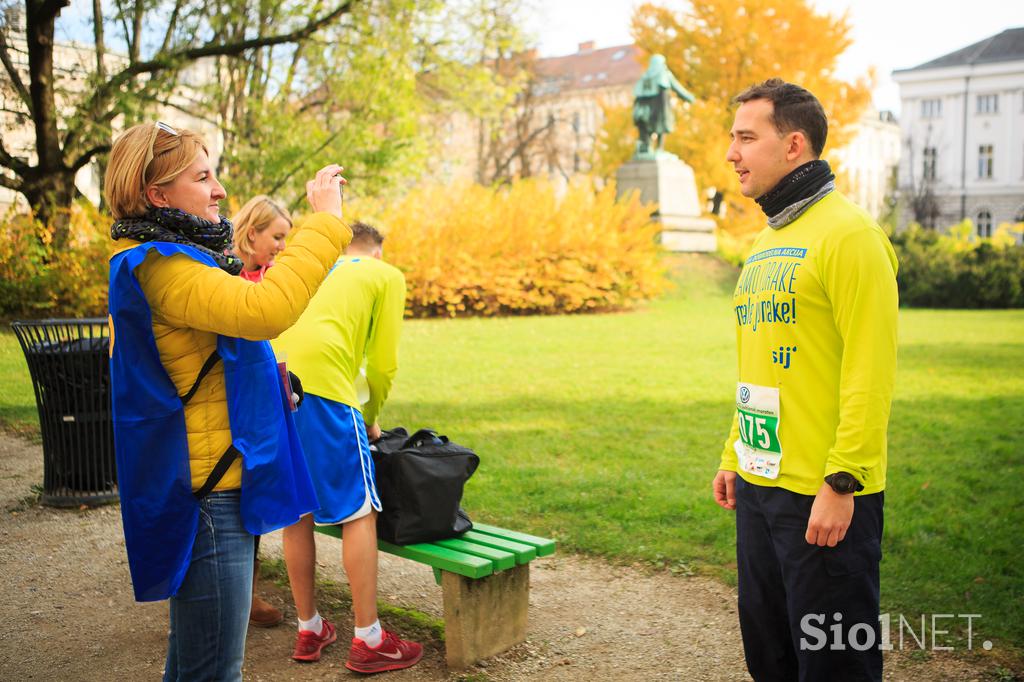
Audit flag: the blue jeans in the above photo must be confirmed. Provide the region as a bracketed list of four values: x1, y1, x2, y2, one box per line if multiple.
[164, 490, 253, 682]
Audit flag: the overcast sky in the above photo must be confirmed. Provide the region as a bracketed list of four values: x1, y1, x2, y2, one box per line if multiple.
[528, 0, 1023, 114]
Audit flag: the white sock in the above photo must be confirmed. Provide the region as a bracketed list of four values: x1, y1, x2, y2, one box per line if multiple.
[298, 612, 322, 634]
[355, 620, 382, 648]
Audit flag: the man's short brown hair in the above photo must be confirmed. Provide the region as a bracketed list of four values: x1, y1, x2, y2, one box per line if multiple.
[734, 79, 828, 157]
[350, 221, 384, 250]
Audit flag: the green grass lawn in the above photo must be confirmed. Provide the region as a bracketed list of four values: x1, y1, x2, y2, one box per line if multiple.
[2, 256, 1022, 650]
[0, 329, 39, 439]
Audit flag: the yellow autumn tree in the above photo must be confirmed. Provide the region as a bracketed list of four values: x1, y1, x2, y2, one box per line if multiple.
[597, 0, 873, 257]
[591, 101, 637, 181]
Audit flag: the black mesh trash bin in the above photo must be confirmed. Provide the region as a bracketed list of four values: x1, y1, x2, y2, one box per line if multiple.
[11, 318, 117, 507]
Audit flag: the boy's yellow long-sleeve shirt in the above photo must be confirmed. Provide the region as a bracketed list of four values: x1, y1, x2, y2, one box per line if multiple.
[719, 191, 898, 496]
[272, 256, 406, 427]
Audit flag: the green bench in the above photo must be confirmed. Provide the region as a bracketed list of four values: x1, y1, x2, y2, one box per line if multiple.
[314, 522, 556, 668]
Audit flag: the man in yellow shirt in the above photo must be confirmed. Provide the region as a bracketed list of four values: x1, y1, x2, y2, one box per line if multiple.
[272, 223, 422, 673]
[713, 79, 898, 681]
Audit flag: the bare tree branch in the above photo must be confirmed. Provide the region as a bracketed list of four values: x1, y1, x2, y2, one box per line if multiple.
[489, 112, 556, 182]
[159, 0, 185, 54]
[40, 0, 70, 18]
[271, 130, 343, 199]
[79, 1, 356, 122]
[130, 0, 143, 63]
[150, 94, 221, 127]
[0, 22, 32, 109]
[69, 144, 111, 173]
[0, 172, 23, 191]
[63, 99, 122, 155]
[92, 0, 105, 79]
[283, 41, 304, 96]
[0, 135, 30, 175]
[113, 0, 133, 61]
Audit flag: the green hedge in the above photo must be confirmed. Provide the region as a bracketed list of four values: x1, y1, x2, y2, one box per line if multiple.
[891, 222, 1024, 309]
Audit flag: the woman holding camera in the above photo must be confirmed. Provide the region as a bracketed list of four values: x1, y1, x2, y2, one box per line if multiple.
[105, 121, 348, 681]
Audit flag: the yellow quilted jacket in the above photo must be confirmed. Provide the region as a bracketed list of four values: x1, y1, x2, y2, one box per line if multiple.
[110, 212, 351, 492]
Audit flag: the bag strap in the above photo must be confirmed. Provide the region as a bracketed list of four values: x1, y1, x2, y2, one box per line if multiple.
[180, 349, 236, 499]
[380, 427, 408, 440]
[193, 444, 241, 500]
[180, 350, 222, 405]
[401, 428, 449, 449]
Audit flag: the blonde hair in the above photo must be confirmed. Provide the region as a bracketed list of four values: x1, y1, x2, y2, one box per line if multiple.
[104, 122, 209, 219]
[232, 195, 293, 257]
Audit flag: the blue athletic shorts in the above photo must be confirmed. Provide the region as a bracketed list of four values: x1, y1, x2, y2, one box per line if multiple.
[292, 394, 382, 525]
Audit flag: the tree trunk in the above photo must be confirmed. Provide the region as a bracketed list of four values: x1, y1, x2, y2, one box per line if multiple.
[21, 169, 79, 246]
[25, 0, 74, 244]
[92, 0, 109, 211]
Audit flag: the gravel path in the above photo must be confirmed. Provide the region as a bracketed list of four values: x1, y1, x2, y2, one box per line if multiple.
[0, 434, 1008, 681]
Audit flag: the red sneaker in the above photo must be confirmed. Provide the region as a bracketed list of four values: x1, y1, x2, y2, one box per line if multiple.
[345, 630, 423, 673]
[291, 619, 337, 662]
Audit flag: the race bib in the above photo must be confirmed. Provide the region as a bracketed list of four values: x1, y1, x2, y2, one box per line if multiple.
[734, 382, 782, 480]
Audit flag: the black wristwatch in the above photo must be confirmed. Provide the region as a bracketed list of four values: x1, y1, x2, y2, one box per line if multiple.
[824, 472, 864, 494]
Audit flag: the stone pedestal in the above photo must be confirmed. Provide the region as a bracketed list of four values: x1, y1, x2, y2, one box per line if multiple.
[616, 154, 717, 252]
[441, 564, 530, 669]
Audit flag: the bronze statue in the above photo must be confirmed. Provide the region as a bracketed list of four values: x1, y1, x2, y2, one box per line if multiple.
[632, 54, 695, 157]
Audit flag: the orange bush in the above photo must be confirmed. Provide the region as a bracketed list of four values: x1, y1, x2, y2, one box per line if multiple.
[347, 177, 669, 317]
[1, 177, 669, 320]
[0, 203, 112, 320]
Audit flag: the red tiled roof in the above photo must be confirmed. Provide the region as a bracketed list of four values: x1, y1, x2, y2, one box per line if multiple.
[534, 44, 646, 93]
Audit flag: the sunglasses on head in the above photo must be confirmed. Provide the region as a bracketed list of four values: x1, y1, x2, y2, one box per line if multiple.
[143, 121, 180, 174]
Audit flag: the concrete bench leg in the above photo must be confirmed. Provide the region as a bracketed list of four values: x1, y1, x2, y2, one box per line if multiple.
[441, 564, 530, 669]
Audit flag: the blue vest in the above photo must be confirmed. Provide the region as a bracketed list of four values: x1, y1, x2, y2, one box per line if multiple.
[108, 242, 318, 602]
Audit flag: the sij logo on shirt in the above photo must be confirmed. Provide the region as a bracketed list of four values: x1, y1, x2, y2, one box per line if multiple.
[771, 345, 797, 369]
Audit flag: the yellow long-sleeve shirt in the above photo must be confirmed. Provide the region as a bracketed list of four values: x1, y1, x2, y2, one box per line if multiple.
[272, 256, 406, 427]
[719, 191, 898, 495]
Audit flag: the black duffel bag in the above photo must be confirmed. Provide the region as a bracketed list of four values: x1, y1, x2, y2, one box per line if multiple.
[370, 427, 479, 545]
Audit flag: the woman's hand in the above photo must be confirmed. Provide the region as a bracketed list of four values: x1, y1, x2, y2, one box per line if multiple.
[306, 164, 346, 219]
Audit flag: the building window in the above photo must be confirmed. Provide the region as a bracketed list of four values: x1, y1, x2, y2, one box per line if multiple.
[976, 94, 998, 114]
[976, 209, 993, 238]
[923, 147, 937, 181]
[978, 145, 994, 179]
[921, 98, 942, 118]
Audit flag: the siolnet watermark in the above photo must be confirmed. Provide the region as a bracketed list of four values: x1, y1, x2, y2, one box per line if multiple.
[800, 613, 993, 652]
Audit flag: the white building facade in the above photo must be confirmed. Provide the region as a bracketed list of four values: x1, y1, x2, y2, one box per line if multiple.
[833, 107, 902, 221]
[893, 28, 1024, 238]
